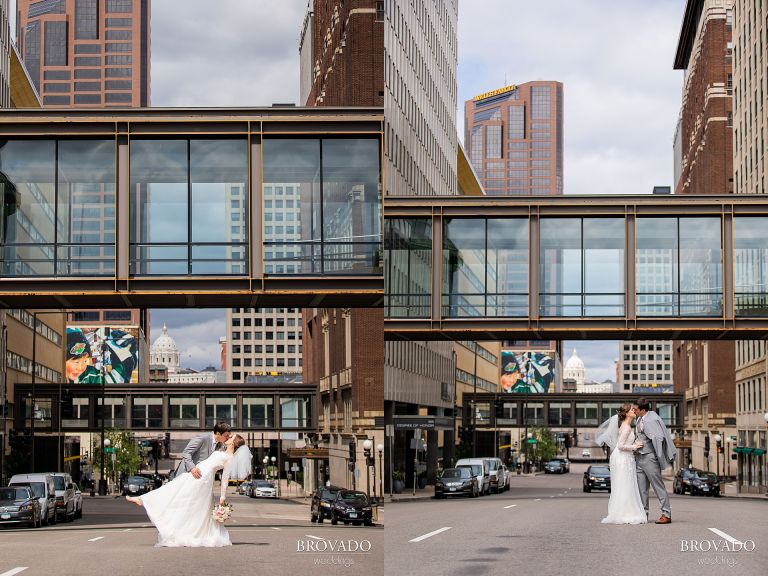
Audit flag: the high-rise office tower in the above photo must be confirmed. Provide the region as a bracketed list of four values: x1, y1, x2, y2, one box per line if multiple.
[618, 341, 673, 394]
[732, 0, 768, 493]
[383, 0, 459, 489]
[464, 81, 564, 195]
[17, 0, 150, 107]
[384, 0, 458, 197]
[672, 0, 737, 474]
[296, 0, 385, 491]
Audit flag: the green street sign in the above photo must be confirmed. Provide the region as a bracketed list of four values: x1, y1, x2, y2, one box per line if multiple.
[104, 447, 116, 453]
[527, 438, 537, 443]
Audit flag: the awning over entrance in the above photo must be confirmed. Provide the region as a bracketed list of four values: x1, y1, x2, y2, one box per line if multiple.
[733, 446, 766, 455]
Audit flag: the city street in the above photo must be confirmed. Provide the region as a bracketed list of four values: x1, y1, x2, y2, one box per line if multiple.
[386, 463, 768, 576]
[0, 493, 383, 576]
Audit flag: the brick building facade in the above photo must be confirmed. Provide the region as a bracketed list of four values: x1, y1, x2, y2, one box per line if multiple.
[672, 0, 737, 475]
[301, 0, 384, 107]
[299, 0, 384, 494]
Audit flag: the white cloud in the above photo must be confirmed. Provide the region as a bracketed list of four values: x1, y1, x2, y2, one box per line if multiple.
[151, 1, 306, 106]
[458, 0, 685, 194]
[150, 310, 225, 371]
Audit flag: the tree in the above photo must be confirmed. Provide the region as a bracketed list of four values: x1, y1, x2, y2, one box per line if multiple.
[90, 429, 142, 482]
[530, 426, 558, 463]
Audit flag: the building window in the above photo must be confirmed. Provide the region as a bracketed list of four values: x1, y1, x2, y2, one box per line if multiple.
[531, 86, 552, 120]
[75, 0, 99, 40]
[104, 310, 132, 321]
[106, 0, 133, 12]
[375, 1, 384, 21]
[508, 106, 525, 139]
[44, 21, 68, 66]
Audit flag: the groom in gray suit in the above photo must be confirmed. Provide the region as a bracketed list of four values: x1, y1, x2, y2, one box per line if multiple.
[173, 422, 232, 480]
[633, 398, 676, 524]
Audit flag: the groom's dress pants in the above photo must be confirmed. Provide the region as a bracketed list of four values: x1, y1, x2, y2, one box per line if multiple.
[636, 452, 671, 518]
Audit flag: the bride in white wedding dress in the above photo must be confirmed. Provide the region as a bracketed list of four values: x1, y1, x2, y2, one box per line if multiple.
[597, 404, 648, 525]
[126, 434, 252, 547]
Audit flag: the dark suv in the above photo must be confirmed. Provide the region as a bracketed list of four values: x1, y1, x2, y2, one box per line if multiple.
[583, 465, 611, 492]
[674, 468, 720, 496]
[310, 485, 342, 523]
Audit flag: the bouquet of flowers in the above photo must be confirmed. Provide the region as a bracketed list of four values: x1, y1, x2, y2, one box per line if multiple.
[212, 502, 233, 523]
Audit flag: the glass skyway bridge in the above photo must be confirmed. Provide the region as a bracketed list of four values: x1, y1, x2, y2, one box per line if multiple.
[0, 107, 383, 308]
[385, 194, 768, 340]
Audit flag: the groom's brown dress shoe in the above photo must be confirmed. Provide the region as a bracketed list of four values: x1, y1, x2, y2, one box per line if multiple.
[655, 516, 671, 524]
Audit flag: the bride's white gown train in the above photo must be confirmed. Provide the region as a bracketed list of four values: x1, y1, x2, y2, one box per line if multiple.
[139, 450, 232, 547]
[601, 424, 648, 525]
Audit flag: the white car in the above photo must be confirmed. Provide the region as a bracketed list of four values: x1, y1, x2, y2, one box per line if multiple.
[250, 480, 277, 498]
[456, 458, 490, 495]
[582, 449, 591, 457]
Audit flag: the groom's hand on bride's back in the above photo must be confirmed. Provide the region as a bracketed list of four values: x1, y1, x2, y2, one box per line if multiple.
[191, 467, 202, 479]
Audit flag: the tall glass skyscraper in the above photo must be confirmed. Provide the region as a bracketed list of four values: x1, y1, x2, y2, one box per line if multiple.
[464, 81, 564, 195]
[17, 0, 150, 107]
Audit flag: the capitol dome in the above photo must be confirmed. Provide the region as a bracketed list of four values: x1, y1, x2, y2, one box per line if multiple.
[151, 323, 180, 373]
[564, 348, 586, 390]
[565, 348, 585, 370]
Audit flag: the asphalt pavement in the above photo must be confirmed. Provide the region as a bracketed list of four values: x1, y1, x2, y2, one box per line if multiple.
[386, 463, 768, 576]
[0, 491, 383, 576]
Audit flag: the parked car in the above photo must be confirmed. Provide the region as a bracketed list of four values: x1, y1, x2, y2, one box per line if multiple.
[50, 473, 76, 522]
[237, 481, 253, 496]
[8, 474, 57, 526]
[551, 457, 570, 472]
[484, 458, 506, 493]
[0, 486, 42, 528]
[434, 467, 478, 498]
[674, 468, 720, 496]
[583, 465, 611, 492]
[72, 483, 83, 519]
[500, 464, 511, 491]
[456, 458, 490, 495]
[544, 460, 566, 474]
[122, 476, 151, 496]
[330, 490, 374, 526]
[310, 485, 342, 523]
[250, 480, 276, 498]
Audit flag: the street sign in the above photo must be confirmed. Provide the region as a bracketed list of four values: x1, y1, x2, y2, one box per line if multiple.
[290, 464, 299, 472]
[284, 461, 289, 471]
[527, 438, 537, 443]
[385, 424, 394, 437]
[104, 447, 115, 453]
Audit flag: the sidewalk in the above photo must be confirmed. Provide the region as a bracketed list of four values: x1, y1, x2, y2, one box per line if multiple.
[720, 481, 768, 500]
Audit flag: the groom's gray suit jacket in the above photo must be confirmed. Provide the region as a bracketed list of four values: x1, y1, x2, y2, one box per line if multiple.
[172, 433, 217, 479]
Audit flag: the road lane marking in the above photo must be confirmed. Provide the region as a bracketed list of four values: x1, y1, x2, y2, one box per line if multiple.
[272, 527, 281, 530]
[0, 568, 28, 576]
[534, 498, 541, 501]
[123, 529, 132, 532]
[549, 496, 555, 498]
[409, 527, 451, 543]
[504, 504, 517, 509]
[708, 528, 742, 545]
[305, 534, 325, 540]
[87, 537, 105, 542]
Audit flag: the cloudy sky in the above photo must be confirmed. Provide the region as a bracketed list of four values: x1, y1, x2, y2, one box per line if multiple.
[147, 2, 306, 368]
[459, 1, 686, 381]
[142, 2, 685, 373]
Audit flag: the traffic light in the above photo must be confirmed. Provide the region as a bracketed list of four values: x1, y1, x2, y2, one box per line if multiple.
[8, 428, 18, 449]
[704, 434, 710, 458]
[494, 398, 503, 420]
[348, 441, 356, 463]
[61, 389, 73, 420]
[150, 439, 159, 461]
[716, 435, 723, 454]
[564, 433, 571, 448]
[458, 426, 465, 443]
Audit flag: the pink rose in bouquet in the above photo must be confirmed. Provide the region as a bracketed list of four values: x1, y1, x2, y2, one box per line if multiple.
[212, 502, 233, 523]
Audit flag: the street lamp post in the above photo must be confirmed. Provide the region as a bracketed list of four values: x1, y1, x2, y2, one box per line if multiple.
[363, 439, 373, 500]
[271, 456, 276, 489]
[764, 413, 768, 493]
[262, 456, 269, 480]
[714, 434, 722, 480]
[29, 310, 65, 474]
[376, 443, 384, 503]
[527, 432, 533, 473]
[98, 338, 108, 496]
